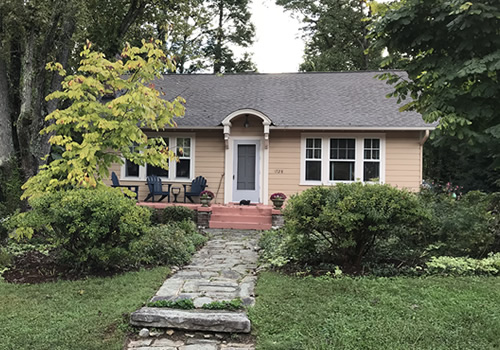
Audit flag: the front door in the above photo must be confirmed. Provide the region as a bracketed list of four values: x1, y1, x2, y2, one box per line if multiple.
[233, 140, 260, 203]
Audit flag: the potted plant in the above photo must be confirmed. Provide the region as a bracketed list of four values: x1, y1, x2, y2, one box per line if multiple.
[270, 192, 287, 209]
[200, 190, 215, 207]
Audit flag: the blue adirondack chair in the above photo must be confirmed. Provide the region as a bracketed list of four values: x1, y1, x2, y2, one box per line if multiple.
[111, 172, 139, 199]
[183, 176, 207, 203]
[144, 175, 171, 202]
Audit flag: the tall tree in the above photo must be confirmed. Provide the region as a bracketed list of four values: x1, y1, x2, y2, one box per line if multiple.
[205, 0, 256, 73]
[0, 0, 152, 180]
[277, 0, 385, 71]
[371, 0, 500, 189]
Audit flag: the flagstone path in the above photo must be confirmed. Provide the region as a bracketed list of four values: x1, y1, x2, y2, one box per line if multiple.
[127, 229, 260, 350]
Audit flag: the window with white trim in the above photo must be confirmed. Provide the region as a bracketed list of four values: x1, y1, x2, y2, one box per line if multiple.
[305, 138, 322, 181]
[301, 134, 384, 184]
[122, 136, 194, 181]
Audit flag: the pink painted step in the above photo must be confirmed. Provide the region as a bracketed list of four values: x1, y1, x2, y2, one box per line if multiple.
[209, 205, 273, 230]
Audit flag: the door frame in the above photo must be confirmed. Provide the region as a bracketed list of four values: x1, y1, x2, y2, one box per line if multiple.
[224, 135, 269, 204]
[232, 140, 260, 203]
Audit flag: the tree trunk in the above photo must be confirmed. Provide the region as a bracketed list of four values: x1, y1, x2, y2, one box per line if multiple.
[213, 0, 224, 73]
[0, 57, 14, 166]
[16, 30, 40, 179]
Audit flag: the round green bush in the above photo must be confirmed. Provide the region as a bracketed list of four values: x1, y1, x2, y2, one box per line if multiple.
[280, 183, 429, 268]
[161, 206, 195, 224]
[9, 187, 151, 272]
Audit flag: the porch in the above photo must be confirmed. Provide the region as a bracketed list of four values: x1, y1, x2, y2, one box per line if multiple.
[138, 202, 284, 230]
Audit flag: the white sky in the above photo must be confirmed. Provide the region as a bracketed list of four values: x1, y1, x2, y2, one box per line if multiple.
[247, 0, 305, 73]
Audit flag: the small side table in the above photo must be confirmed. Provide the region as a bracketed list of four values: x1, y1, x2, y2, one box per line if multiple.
[171, 187, 181, 203]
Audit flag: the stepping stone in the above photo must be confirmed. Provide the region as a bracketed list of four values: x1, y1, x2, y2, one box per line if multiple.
[130, 307, 251, 333]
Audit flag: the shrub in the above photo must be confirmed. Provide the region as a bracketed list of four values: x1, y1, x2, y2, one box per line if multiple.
[420, 190, 500, 258]
[160, 206, 195, 224]
[8, 187, 151, 272]
[131, 220, 206, 267]
[277, 183, 429, 268]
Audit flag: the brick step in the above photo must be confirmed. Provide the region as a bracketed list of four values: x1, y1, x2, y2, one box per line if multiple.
[210, 214, 272, 224]
[211, 206, 272, 216]
[209, 221, 272, 230]
[130, 307, 251, 333]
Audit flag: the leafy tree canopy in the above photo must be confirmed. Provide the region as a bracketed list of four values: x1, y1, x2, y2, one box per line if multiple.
[22, 40, 185, 200]
[277, 0, 386, 71]
[371, 0, 500, 164]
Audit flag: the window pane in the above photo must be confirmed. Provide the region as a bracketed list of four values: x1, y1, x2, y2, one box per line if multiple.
[348, 150, 355, 159]
[364, 162, 380, 182]
[330, 161, 355, 181]
[364, 139, 371, 148]
[372, 150, 380, 160]
[339, 149, 346, 159]
[125, 160, 139, 177]
[306, 138, 313, 148]
[306, 149, 313, 159]
[364, 150, 371, 159]
[177, 138, 190, 158]
[147, 164, 168, 177]
[331, 138, 355, 160]
[372, 139, 380, 148]
[314, 139, 322, 148]
[306, 161, 321, 181]
[176, 159, 190, 178]
[348, 139, 355, 148]
[314, 149, 321, 158]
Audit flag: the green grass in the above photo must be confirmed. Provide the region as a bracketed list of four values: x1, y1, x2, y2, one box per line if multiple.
[0, 267, 169, 350]
[250, 272, 500, 350]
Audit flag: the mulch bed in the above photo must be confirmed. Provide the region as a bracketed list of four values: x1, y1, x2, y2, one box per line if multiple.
[2, 250, 119, 284]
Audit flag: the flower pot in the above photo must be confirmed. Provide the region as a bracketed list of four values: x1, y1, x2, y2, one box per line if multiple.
[200, 197, 212, 207]
[272, 199, 284, 209]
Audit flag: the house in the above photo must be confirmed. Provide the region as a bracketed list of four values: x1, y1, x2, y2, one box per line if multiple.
[107, 71, 435, 205]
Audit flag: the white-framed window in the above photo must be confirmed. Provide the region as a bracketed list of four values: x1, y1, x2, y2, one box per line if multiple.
[121, 134, 195, 182]
[300, 133, 385, 185]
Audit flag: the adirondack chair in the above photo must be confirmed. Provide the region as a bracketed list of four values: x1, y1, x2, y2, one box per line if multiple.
[110, 172, 139, 198]
[183, 176, 207, 203]
[144, 175, 171, 202]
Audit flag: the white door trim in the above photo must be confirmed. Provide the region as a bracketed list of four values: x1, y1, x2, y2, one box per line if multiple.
[224, 135, 269, 204]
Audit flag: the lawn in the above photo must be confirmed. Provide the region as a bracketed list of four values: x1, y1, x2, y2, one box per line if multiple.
[250, 272, 500, 350]
[0, 267, 169, 350]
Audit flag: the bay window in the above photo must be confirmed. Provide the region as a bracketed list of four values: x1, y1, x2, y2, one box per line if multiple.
[301, 134, 384, 185]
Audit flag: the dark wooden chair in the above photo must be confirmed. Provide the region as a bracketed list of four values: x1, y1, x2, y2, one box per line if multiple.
[144, 175, 171, 202]
[183, 176, 207, 203]
[111, 172, 139, 199]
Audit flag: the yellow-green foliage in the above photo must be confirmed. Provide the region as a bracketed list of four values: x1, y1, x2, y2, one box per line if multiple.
[22, 39, 185, 200]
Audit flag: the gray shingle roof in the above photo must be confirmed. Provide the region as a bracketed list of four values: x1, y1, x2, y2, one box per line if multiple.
[156, 71, 434, 129]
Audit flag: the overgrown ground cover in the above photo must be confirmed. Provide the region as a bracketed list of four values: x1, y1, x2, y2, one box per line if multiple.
[250, 272, 500, 350]
[0, 267, 169, 350]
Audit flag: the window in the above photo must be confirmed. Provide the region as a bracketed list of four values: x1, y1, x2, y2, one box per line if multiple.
[305, 138, 322, 181]
[301, 134, 384, 184]
[363, 138, 380, 182]
[330, 138, 355, 181]
[121, 135, 194, 181]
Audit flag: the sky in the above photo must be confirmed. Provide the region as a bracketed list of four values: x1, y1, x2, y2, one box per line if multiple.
[246, 0, 305, 73]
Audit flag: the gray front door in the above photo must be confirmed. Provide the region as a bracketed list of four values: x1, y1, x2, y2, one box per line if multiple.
[233, 140, 260, 203]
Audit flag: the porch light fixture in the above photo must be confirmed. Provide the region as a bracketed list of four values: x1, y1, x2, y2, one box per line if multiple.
[244, 114, 250, 128]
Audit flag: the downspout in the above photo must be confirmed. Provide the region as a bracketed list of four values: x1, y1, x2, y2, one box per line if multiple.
[419, 129, 430, 145]
[418, 130, 430, 190]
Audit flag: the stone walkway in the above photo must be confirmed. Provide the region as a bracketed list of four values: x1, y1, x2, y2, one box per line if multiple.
[127, 229, 259, 350]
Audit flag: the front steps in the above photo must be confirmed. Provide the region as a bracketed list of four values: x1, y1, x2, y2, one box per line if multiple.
[208, 205, 272, 230]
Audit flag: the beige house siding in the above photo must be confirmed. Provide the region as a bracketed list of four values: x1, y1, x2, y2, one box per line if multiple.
[385, 131, 422, 191]
[105, 129, 424, 203]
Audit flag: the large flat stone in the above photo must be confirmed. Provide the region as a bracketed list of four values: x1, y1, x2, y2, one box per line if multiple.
[130, 308, 251, 333]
